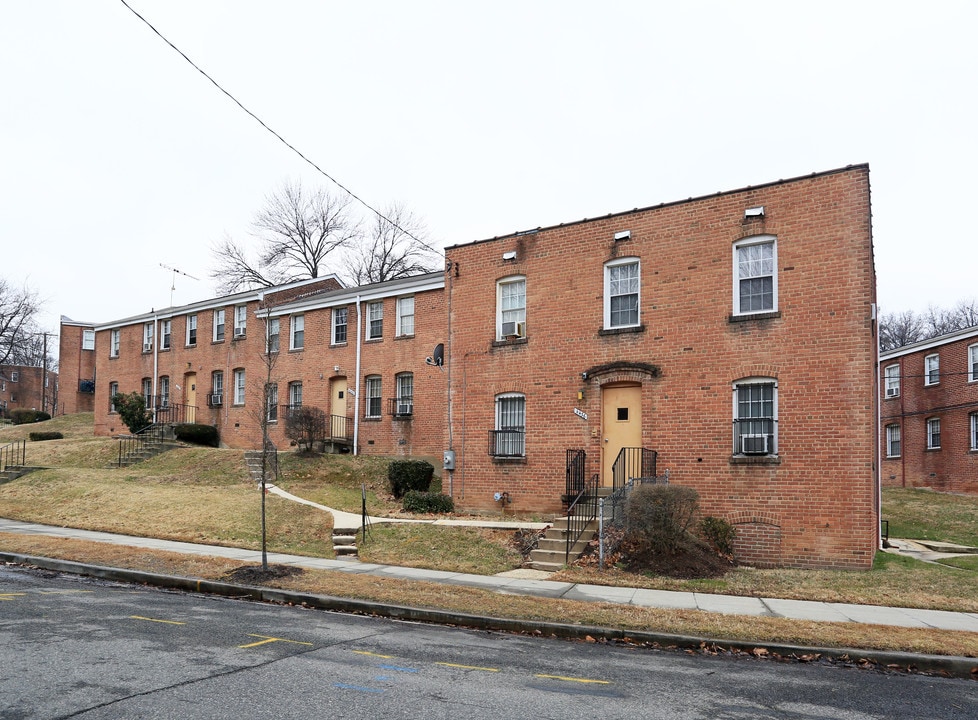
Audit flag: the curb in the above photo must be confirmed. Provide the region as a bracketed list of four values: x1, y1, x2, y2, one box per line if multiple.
[3, 551, 976, 681]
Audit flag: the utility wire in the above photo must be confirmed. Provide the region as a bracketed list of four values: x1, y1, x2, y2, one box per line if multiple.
[119, 0, 440, 256]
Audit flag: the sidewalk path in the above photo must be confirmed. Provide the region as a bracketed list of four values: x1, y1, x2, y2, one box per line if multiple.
[2, 518, 978, 633]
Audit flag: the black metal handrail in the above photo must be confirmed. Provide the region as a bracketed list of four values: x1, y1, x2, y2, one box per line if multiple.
[153, 401, 196, 425]
[1, 439, 26, 473]
[565, 473, 599, 563]
[611, 447, 657, 491]
[565, 449, 586, 497]
[116, 423, 165, 467]
[488, 430, 525, 458]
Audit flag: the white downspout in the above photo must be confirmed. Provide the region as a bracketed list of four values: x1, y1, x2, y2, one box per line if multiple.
[152, 315, 159, 423]
[353, 295, 362, 455]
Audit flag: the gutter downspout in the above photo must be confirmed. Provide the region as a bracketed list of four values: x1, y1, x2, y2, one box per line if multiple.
[152, 315, 159, 424]
[353, 295, 362, 455]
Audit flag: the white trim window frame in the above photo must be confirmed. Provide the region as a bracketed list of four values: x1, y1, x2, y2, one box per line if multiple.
[969, 344, 978, 383]
[233, 369, 246, 405]
[110, 329, 120, 357]
[158, 376, 170, 408]
[365, 376, 382, 418]
[332, 308, 348, 344]
[396, 296, 415, 337]
[368, 301, 383, 340]
[234, 305, 247, 338]
[732, 377, 778, 456]
[186, 314, 197, 346]
[885, 424, 901, 458]
[82, 329, 95, 351]
[604, 258, 640, 330]
[971, 412, 978, 452]
[926, 417, 941, 450]
[161, 320, 171, 350]
[290, 314, 304, 350]
[211, 370, 224, 402]
[733, 235, 777, 316]
[143, 322, 154, 352]
[493, 392, 526, 457]
[395, 373, 413, 416]
[213, 309, 225, 342]
[109, 382, 118, 412]
[142, 378, 152, 407]
[288, 381, 303, 410]
[924, 354, 940, 386]
[884, 364, 900, 398]
[497, 276, 526, 339]
[267, 317, 280, 354]
[266, 383, 278, 422]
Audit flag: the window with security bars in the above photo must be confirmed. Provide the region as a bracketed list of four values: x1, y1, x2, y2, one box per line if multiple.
[927, 418, 941, 449]
[394, 374, 413, 416]
[365, 376, 381, 418]
[971, 413, 978, 451]
[886, 424, 901, 458]
[491, 393, 526, 457]
[266, 383, 278, 422]
[734, 380, 776, 455]
[605, 260, 639, 328]
[734, 237, 776, 315]
[289, 381, 303, 409]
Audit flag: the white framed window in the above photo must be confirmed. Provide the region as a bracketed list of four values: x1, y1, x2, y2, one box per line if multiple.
[266, 383, 278, 422]
[368, 301, 383, 340]
[266, 317, 280, 353]
[233, 369, 246, 405]
[288, 381, 303, 409]
[886, 424, 901, 458]
[365, 376, 382, 418]
[214, 309, 225, 342]
[110, 329, 120, 357]
[497, 276, 526, 339]
[109, 382, 118, 412]
[395, 373, 414, 416]
[971, 413, 978, 452]
[142, 378, 152, 407]
[9, 371, 18, 383]
[159, 376, 170, 408]
[332, 308, 348, 344]
[234, 305, 247, 338]
[924, 354, 940, 386]
[210, 371, 224, 407]
[290, 314, 304, 350]
[186, 314, 197, 346]
[604, 258, 640, 329]
[926, 417, 941, 449]
[396, 296, 415, 337]
[969, 344, 978, 383]
[161, 320, 171, 350]
[883, 364, 900, 398]
[733, 235, 777, 316]
[492, 393, 526, 457]
[82, 329, 95, 351]
[143, 322, 154, 352]
[733, 378, 778, 456]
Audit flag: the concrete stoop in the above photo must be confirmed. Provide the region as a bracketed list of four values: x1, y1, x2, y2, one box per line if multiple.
[108, 441, 176, 468]
[0, 466, 41, 484]
[332, 527, 359, 558]
[243, 450, 278, 484]
[528, 518, 597, 572]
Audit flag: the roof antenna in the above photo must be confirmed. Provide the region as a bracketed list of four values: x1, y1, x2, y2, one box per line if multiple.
[160, 263, 200, 307]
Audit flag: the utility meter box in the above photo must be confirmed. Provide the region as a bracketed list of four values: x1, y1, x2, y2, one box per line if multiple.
[443, 449, 456, 471]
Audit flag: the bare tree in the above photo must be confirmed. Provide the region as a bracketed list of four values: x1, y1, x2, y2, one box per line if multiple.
[923, 304, 962, 338]
[346, 202, 440, 285]
[211, 181, 360, 294]
[879, 298, 978, 351]
[878, 309, 925, 352]
[952, 298, 978, 328]
[0, 278, 41, 367]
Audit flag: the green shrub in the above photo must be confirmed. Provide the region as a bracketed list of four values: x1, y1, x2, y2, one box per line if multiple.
[10, 409, 51, 425]
[388, 460, 434, 499]
[111, 392, 152, 433]
[29, 431, 63, 441]
[624, 483, 700, 558]
[699, 516, 737, 556]
[402, 491, 454, 514]
[173, 423, 220, 447]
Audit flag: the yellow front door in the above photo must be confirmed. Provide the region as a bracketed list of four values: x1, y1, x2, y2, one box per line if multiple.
[184, 373, 197, 423]
[601, 384, 642, 487]
[330, 377, 348, 439]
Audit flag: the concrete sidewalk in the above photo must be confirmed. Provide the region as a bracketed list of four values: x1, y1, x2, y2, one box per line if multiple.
[3, 518, 978, 634]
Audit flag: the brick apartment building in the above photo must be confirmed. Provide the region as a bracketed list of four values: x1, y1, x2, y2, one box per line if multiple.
[443, 165, 878, 569]
[880, 326, 978, 493]
[84, 272, 447, 459]
[0, 364, 58, 417]
[58, 317, 97, 415]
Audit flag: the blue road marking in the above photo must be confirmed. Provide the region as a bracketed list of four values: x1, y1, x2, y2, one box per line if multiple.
[334, 683, 384, 694]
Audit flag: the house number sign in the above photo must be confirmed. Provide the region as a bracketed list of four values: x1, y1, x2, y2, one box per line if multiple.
[574, 408, 588, 420]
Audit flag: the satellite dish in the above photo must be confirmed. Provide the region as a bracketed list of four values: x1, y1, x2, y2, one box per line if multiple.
[432, 343, 444, 366]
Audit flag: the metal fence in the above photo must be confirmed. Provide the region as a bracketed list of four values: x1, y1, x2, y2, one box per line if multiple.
[597, 470, 669, 569]
[1, 439, 26, 473]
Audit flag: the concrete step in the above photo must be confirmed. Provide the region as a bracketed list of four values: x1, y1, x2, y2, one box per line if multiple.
[332, 535, 356, 545]
[333, 545, 358, 555]
[528, 560, 565, 572]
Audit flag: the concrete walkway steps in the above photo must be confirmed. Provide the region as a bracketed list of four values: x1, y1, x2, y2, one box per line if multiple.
[2, 518, 978, 634]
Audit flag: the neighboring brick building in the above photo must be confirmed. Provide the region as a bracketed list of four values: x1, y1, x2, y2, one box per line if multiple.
[88, 272, 447, 459]
[58, 317, 97, 414]
[0, 364, 58, 417]
[443, 165, 878, 569]
[879, 326, 978, 494]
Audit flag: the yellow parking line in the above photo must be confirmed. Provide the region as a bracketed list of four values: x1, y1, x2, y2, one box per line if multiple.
[535, 674, 611, 685]
[352, 650, 395, 659]
[239, 634, 313, 649]
[38, 590, 94, 595]
[435, 662, 500, 672]
[130, 615, 185, 625]
[0, 593, 27, 601]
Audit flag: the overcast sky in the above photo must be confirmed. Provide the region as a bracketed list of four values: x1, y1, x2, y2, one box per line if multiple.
[2, 1, 975, 335]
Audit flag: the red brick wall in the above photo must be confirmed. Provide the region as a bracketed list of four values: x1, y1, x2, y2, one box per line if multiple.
[58, 323, 95, 414]
[880, 331, 978, 493]
[445, 166, 878, 570]
[1, 365, 57, 416]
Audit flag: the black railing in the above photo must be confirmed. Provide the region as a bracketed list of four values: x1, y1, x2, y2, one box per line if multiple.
[279, 404, 302, 421]
[387, 397, 414, 418]
[488, 430, 525, 458]
[566, 449, 586, 497]
[116, 423, 165, 467]
[611, 447, 657, 491]
[147, 398, 197, 425]
[565, 473, 599, 563]
[732, 418, 776, 455]
[1, 439, 26, 473]
[329, 414, 353, 442]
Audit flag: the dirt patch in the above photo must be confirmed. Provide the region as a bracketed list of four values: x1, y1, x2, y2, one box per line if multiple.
[621, 537, 734, 579]
[510, 527, 547, 563]
[222, 564, 305, 585]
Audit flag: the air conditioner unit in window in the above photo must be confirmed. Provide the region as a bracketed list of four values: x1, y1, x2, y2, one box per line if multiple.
[501, 321, 526, 338]
[741, 434, 769, 455]
[208, 393, 223, 407]
[143, 342, 153, 352]
[886, 387, 899, 398]
[234, 328, 246, 338]
[396, 401, 413, 416]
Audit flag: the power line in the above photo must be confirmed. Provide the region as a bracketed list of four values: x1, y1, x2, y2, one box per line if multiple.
[118, 0, 439, 256]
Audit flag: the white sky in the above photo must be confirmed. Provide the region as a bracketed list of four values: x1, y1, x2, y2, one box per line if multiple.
[2, 1, 976, 334]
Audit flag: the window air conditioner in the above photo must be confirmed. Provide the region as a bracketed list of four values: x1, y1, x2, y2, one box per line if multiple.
[209, 393, 223, 407]
[143, 342, 153, 352]
[885, 387, 899, 398]
[501, 321, 526, 338]
[234, 328, 246, 338]
[396, 401, 413, 416]
[741, 434, 769, 455]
